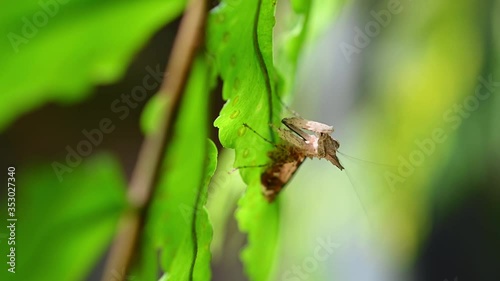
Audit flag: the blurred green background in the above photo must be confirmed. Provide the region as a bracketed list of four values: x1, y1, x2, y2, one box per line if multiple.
[1, 0, 499, 280]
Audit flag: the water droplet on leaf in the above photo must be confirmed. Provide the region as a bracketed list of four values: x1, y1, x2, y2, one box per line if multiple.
[230, 110, 240, 119]
[232, 95, 240, 105]
[243, 149, 250, 158]
[238, 125, 246, 136]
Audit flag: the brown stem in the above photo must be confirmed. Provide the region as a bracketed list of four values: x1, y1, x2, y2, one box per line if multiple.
[100, 1, 207, 280]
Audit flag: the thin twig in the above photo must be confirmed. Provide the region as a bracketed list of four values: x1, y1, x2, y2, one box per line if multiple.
[101, 1, 206, 280]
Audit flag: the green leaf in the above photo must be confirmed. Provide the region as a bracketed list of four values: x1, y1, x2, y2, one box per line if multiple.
[208, 1, 285, 280]
[206, 149, 246, 260]
[0, 0, 186, 131]
[208, 0, 338, 279]
[167, 141, 217, 281]
[141, 94, 170, 136]
[275, 0, 312, 95]
[138, 56, 216, 281]
[1, 154, 127, 281]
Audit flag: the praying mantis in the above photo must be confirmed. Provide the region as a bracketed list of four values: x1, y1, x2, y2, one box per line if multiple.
[242, 116, 344, 202]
